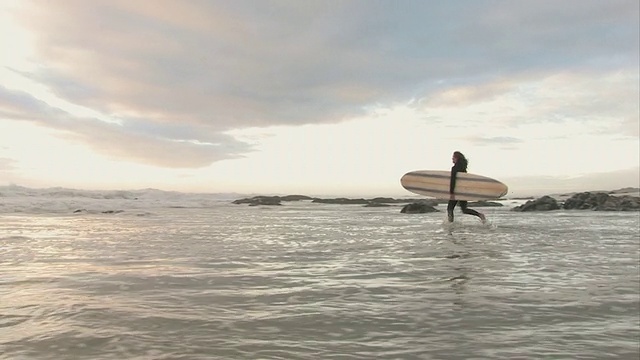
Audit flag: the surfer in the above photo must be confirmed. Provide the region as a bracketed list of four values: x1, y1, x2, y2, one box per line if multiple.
[448, 151, 486, 223]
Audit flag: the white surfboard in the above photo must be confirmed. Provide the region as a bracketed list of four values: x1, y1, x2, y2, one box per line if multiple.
[401, 170, 508, 201]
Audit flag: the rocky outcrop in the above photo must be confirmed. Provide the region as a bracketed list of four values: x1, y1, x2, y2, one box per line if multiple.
[232, 195, 313, 205]
[512, 196, 560, 212]
[311, 198, 369, 204]
[306, 197, 428, 206]
[511, 192, 640, 212]
[468, 201, 503, 207]
[232, 196, 282, 206]
[369, 197, 425, 204]
[233, 195, 426, 207]
[234, 193, 443, 207]
[364, 202, 391, 207]
[608, 187, 640, 195]
[400, 201, 440, 214]
[563, 192, 640, 211]
[280, 195, 314, 201]
[73, 209, 125, 214]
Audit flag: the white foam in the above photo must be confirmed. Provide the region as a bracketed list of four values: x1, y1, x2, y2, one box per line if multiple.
[0, 185, 240, 214]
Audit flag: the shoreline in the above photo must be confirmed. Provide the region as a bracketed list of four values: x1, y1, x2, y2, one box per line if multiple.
[232, 187, 640, 203]
[232, 187, 640, 212]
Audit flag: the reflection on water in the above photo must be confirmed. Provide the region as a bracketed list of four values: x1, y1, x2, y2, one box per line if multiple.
[1, 205, 639, 359]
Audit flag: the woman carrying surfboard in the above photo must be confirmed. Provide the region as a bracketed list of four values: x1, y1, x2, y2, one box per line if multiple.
[448, 151, 486, 223]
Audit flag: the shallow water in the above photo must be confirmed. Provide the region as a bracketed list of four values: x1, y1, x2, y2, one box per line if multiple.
[1, 199, 639, 359]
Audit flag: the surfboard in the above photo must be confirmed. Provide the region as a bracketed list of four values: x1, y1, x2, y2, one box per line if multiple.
[400, 170, 508, 201]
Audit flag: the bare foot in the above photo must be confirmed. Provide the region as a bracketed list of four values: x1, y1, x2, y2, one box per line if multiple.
[479, 213, 487, 224]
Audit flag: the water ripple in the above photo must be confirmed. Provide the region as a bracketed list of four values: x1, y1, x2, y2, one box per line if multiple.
[1, 206, 638, 359]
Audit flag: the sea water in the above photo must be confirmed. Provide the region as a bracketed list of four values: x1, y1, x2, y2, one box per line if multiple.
[1, 188, 639, 359]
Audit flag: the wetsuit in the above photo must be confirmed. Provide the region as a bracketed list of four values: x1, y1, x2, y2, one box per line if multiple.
[447, 159, 482, 222]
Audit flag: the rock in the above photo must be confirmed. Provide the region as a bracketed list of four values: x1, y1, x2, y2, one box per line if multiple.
[369, 197, 436, 205]
[563, 192, 640, 211]
[369, 197, 397, 203]
[311, 198, 369, 204]
[233, 195, 435, 206]
[249, 197, 282, 206]
[280, 195, 313, 201]
[364, 202, 391, 207]
[405, 199, 439, 207]
[512, 196, 560, 212]
[562, 192, 606, 210]
[233, 195, 311, 205]
[232, 197, 255, 204]
[233, 196, 282, 206]
[608, 187, 640, 195]
[400, 201, 440, 214]
[468, 201, 503, 207]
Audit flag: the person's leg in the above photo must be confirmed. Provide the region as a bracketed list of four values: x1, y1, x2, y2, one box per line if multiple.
[460, 201, 486, 222]
[447, 200, 457, 222]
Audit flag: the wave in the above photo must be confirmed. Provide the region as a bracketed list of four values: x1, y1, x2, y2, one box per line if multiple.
[0, 185, 243, 214]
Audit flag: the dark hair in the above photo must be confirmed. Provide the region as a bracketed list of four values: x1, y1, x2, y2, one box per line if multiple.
[453, 151, 469, 169]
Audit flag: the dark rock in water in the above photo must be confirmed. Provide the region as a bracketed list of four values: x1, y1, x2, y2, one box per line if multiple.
[233, 195, 310, 205]
[248, 197, 282, 206]
[400, 201, 440, 214]
[280, 195, 313, 201]
[75, 209, 123, 214]
[368, 197, 421, 204]
[233, 196, 282, 206]
[232, 198, 252, 204]
[563, 192, 608, 210]
[608, 187, 640, 195]
[563, 192, 640, 211]
[365, 197, 431, 206]
[468, 201, 503, 207]
[233, 195, 433, 206]
[314, 197, 424, 205]
[311, 198, 369, 204]
[512, 196, 560, 212]
[233, 196, 264, 204]
[102, 210, 124, 214]
[406, 199, 439, 207]
[369, 197, 397, 203]
[364, 202, 391, 207]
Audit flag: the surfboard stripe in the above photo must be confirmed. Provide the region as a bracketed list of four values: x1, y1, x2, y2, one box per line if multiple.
[400, 169, 508, 201]
[406, 172, 499, 184]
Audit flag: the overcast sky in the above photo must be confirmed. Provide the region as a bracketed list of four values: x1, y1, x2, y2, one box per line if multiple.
[1, 0, 638, 197]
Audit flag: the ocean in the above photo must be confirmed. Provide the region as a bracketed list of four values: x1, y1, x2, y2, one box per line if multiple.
[1, 187, 639, 359]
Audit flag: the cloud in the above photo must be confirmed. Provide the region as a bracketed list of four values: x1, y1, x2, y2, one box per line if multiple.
[3, 0, 638, 168]
[418, 70, 639, 139]
[0, 157, 20, 184]
[421, 80, 518, 108]
[13, 0, 638, 123]
[0, 83, 61, 120]
[0, 86, 252, 167]
[457, 1, 638, 66]
[618, 115, 640, 138]
[465, 136, 523, 146]
[0, 157, 18, 170]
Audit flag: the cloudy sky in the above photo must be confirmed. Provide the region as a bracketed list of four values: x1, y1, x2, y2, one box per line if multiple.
[1, 0, 638, 197]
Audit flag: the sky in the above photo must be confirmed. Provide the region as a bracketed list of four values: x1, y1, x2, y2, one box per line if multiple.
[1, 0, 638, 197]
